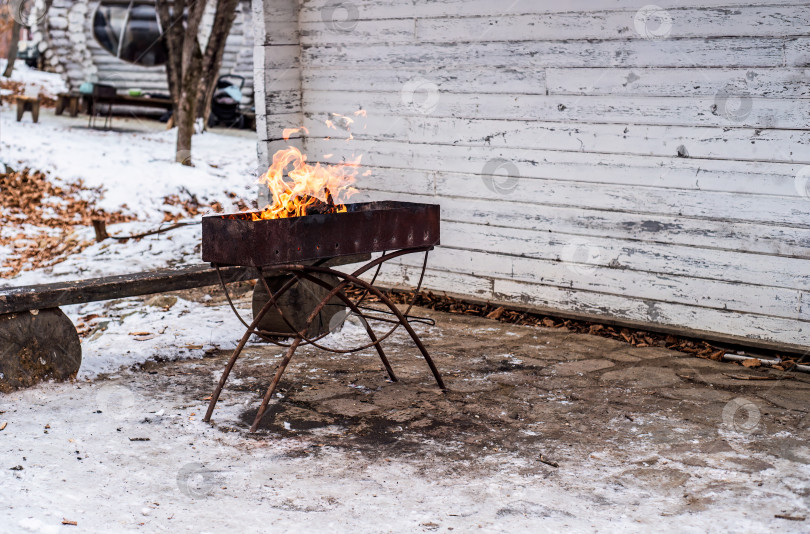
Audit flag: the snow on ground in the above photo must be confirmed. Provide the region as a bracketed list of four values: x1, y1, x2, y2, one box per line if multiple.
[67, 296, 244, 380]
[69, 294, 372, 380]
[0, 113, 259, 220]
[0, 106, 262, 377]
[5, 222, 203, 285]
[0, 59, 67, 99]
[0, 107, 259, 287]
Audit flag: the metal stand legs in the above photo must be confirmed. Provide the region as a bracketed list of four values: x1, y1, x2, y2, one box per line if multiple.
[202, 248, 445, 432]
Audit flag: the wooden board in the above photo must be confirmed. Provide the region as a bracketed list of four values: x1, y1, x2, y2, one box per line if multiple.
[297, 0, 810, 22]
[0, 265, 255, 315]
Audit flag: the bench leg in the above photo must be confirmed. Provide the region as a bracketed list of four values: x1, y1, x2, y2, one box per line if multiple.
[0, 308, 82, 393]
[69, 97, 79, 117]
[16, 101, 24, 122]
[32, 103, 39, 123]
[55, 96, 65, 116]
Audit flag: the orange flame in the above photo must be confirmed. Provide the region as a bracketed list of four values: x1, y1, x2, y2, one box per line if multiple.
[253, 144, 360, 220]
[253, 117, 367, 220]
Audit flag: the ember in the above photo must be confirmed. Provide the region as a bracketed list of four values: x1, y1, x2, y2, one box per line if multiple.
[253, 126, 359, 220]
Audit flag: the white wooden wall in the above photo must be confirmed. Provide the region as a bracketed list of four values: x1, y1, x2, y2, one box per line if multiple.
[255, 0, 810, 349]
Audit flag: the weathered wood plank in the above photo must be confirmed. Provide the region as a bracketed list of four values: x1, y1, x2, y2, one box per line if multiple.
[382, 263, 810, 355]
[384, 221, 810, 293]
[431, 170, 809, 229]
[303, 65, 810, 99]
[0, 265, 255, 315]
[348, 187, 810, 259]
[295, 114, 810, 164]
[299, 0, 810, 21]
[302, 38, 794, 69]
[391, 245, 801, 319]
[301, 89, 810, 129]
[262, 44, 302, 70]
[492, 278, 810, 347]
[305, 139, 808, 200]
[262, 0, 301, 23]
[299, 6, 810, 44]
[302, 66, 546, 95]
[546, 67, 810, 98]
[379, 263, 810, 347]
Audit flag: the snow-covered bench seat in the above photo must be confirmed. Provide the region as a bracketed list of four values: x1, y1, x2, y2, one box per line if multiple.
[0, 264, 253, 315]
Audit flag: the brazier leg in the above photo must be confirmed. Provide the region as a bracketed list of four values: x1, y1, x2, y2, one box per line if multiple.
[249, 336, 302, 432]
[297, 266, 446, 390]
[203, 295, 278, 423]
[294, 271, 397, 382]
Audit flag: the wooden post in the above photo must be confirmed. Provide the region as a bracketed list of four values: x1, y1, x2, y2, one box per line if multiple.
[68, 94, 80, 117]
[91, 219, 109, 242]
[15, 96, 41, 123]
[0, 309, 81, 393]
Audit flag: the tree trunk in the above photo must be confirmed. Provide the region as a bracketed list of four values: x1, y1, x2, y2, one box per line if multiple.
[175, 46, 202, 165]
[156, 1, 184, 117]
[157, 0, 238, 165]
[3, 21, 21, 78]
[195, 0, 240, 127]
[173, 0, 206, 165]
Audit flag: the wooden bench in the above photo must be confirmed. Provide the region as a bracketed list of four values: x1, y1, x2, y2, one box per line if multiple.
[85, 93, 173, 116]
[0, 253, 370, 392]
[0, 264, 254, 315]
[0, 264, 255, 392]
[84, 86, 173, 128]
[55, 93, 81, 117]
[15, 95, 40, 123]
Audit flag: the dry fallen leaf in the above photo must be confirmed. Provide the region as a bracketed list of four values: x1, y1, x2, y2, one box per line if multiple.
[486, 306, 505, 320]
[61, 519, 77, 526]
[0, 422, 7, 431]
[741, 359, 762, 368]
[129, 331, 152, 336]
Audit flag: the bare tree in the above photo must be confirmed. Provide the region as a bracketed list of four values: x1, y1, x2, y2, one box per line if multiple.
[156, 0, 240, 166]
[2, 20, 21, 78]
[3, 0, 53, 78]
[195, 0, 240, 126]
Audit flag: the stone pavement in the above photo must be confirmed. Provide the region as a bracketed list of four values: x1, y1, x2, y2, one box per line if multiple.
[3, 293, 809, 532]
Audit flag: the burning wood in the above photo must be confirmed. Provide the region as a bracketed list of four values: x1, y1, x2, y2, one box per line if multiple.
[253, 126, 359, 220]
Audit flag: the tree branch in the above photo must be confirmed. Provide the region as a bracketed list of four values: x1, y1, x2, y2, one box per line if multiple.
[195, 0, 240, 123]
